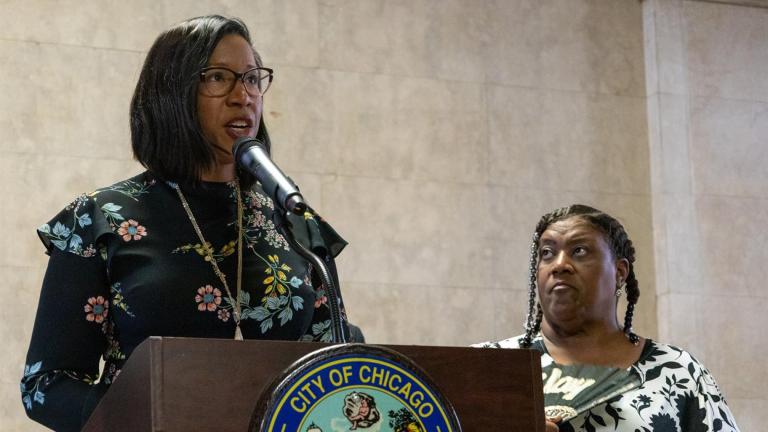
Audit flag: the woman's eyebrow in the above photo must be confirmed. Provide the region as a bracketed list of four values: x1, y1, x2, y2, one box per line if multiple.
[540, 233, 596, 245]
[205, 62, 258, 68]
[565, 234, 594, 243]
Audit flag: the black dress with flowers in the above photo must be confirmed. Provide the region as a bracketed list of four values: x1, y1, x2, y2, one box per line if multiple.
[21, 171, 349, 431]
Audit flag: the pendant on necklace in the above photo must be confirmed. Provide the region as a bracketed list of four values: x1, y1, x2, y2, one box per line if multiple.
[234, 325, 244, 341]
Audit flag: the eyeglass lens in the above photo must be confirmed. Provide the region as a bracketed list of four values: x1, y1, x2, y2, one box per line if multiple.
[200, 68, 272, 96]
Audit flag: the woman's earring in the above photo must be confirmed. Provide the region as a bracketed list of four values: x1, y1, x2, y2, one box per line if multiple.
[616, 281, 626, 298]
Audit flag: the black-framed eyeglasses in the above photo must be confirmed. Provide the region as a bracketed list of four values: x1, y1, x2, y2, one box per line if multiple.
[199, 66, 274, 97]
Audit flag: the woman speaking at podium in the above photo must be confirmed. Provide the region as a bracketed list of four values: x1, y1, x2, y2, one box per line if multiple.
[477, 204, 739, 432]
[21, 15, 349, 431]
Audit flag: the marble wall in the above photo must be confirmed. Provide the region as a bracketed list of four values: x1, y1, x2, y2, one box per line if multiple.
[0, 0, 761, 430]
[645, 0, 768, 428]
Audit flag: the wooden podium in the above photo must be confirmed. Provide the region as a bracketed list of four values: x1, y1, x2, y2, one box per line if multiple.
[82, 337, 544, 431]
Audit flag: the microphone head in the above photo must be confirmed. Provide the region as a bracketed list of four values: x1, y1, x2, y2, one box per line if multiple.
[232, 136, 307, 215]
[232, 136, 265, 162]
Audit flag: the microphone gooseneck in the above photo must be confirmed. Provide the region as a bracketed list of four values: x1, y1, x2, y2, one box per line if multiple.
[232, 136, 348, 343]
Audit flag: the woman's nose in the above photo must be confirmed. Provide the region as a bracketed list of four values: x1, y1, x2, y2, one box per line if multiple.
[226, 80, 254, 106]
[551, 251, 574, 273]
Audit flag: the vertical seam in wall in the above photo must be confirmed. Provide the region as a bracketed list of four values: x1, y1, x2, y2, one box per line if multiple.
[680, 0, 706, 356]
[483, 80, 491, 188]
[650, 2, 669, 307]
[316, 0, 325, 210]
[656, 1, 671, 340]
[680, 1, 702, 293]
[314, 0, 321, 70]
[645, 0, 671, 334]
[682, 1, 696, 200]
[482, 79, 496, 338]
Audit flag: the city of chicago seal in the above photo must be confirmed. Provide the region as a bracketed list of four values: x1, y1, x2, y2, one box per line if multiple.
[250, 344, 461, 432]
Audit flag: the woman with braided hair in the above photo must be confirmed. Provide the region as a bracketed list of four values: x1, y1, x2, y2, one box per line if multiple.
[475, 204, 739, 431]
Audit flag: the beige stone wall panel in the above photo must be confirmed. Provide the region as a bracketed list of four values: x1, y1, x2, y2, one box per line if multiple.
[325, 175, 495, 289]
[486, 0, 646, 96]
[342, 281, 498, 346]
[488, 85, 650, 194]
[655, 292, 704, 356]
[0, 0, 320, 68]
[331, 72, 489, 183]
[0, 40, 139, 160]
[689, 96, 768, 198]
[699, 294, 768, 399]
[318, 0, 488, 82]
[685, 0, 768, 101]
[263, 66, 339, 175]
[695, 195, 768, 297]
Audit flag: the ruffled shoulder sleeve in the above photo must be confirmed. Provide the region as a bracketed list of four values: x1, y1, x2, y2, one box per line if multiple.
[37, 173, 157, 257]
[37, 193, 115, 257]
[287, 210, 348, 258]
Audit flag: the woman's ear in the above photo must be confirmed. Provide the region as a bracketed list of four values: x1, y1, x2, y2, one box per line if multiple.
[616, 258, 629, 285]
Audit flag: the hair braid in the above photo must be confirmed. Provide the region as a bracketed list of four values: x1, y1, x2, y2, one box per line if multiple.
[596, 217, 641, 345]
[521, 232, 541, 348]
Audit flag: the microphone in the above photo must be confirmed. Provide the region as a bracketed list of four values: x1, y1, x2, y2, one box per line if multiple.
[233, 137, 307, 215]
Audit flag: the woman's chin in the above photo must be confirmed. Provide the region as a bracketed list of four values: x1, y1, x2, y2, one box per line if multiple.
[545, 304, 584, 327]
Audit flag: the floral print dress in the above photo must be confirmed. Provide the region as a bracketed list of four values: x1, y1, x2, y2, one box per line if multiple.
[21, 172, 349, 431]
[475, 335, 740, 432]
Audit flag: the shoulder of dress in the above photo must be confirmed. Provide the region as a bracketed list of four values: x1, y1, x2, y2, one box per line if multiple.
[89, 172, 159, 201]
[650, 341, 700, 361]
[95, 172, 155, 191]
[636, 340, 712, 377]
[37, 175, 154, 255]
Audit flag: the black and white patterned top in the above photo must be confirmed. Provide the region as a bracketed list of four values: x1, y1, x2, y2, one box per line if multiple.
[475, 335, 740, 432]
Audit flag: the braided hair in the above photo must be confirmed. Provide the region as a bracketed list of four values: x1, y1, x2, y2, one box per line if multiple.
[520, 204, 640, 348]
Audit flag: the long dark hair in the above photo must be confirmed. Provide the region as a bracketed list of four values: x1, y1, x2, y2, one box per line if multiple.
[130, 15, 271, 185]
[521, 204, 640, 347]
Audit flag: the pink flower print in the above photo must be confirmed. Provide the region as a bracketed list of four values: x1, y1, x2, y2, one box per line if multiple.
[117, 219, 147, 242]
[84, 296, 109, 323]
[314, 295, 328, 308]
[217, 309, 231, 322]
[82, 245, 97, 257]
[195, 285, 222, 312]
